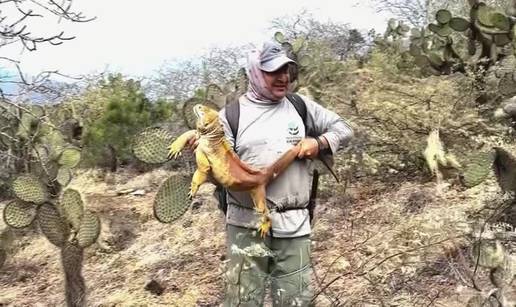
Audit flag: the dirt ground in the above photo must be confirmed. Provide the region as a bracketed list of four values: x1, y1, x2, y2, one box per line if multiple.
[0, 168, 510, 306]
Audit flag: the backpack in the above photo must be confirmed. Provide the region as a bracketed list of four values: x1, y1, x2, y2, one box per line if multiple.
[215, 93, 321, 224]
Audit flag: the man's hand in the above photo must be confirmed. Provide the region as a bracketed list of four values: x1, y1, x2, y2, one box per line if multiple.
[186, 135, 199, 152]
[167, 131, 199, 160]
[297, 137, 319, 159]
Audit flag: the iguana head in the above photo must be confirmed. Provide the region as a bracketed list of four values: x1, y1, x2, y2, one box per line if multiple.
[193, 104, 224, 137]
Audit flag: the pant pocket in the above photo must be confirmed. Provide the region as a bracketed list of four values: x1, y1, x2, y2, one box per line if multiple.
[271, 265, 313, 307]
[223, 257, 268, 306]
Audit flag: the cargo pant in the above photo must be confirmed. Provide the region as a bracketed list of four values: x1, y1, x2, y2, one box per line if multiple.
[223, 224, 313, 307]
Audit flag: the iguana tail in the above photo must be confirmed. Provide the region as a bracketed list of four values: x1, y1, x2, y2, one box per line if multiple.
[262, 143, 302, 184]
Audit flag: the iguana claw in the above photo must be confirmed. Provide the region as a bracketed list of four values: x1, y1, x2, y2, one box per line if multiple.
[167, 143, 183, 160]
[258, 215, 271, 238]
[167, 130, 196, 160]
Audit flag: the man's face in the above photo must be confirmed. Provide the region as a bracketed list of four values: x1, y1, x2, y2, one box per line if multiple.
[263, 64, 290, 100]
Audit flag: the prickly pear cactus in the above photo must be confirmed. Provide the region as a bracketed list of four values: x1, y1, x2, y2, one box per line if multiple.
[38, 202, 70, 247]
[132, 120, 199, 223]
[132, 127, 174, 164]
[461, 151, 495, 188]
[273, 31, 313, 77]
[59, 189, 85, 231]
[401, 2, 516, 76]
[154, 174, 192, 223]
[56, 167, 72, 187]
[0, 103, 99, 306]
[3, 200, 37, 229]
[76, 210, 101, 248]
[12, 175, 48, 204]
[58, 147, 81, 169]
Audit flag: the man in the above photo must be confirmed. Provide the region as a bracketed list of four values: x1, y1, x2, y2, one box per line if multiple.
[219, 41, 353, 306]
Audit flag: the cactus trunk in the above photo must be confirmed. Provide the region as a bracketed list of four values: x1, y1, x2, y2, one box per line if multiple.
[61, 242, 86, 307]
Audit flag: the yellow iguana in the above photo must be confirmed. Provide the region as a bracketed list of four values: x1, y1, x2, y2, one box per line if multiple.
[168, 104, 305, 237]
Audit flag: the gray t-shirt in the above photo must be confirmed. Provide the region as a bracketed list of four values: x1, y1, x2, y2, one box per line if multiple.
[219, 94, 353, 238]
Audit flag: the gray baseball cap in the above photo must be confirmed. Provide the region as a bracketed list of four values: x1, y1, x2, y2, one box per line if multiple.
[259, 41, 296, 72]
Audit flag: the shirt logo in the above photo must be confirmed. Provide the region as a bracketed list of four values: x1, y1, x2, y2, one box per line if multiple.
[287, 122, 299, 135]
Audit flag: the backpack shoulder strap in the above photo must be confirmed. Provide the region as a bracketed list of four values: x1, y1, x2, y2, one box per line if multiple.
[286, 93, 308, 133]
[225, 99, 240, 141]
[286, 93, 321, 224]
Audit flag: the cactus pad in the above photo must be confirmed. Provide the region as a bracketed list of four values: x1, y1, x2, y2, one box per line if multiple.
[499, 73, 516, 96]
[12, 174, 48, 204]
[58, 147, 81, 168]
[298, 56, 312, 67]
[435, 9, 452, 24]
[43, 130, 66, 160]
[37, 202, 70, 247]
[76, 210, 100, 248]
[472, 240, 505, 268]
[292, 37, 305, 53]
[56, 166, 72, 187]
[3, 200, 37, 228]
[494, 34, 511, 46]
[491, 12, 510, 31]
[477, 5, 494, 27]
[414, 55, 430, 67]
[16, 109, 41, 139]
[461, 151, 495, 188]
[449, 17, 470, 32]
[274, 31, 285, 43]
[56, 167, 72, 187]
[428, 52, 444, 67]
[59, 189, 84, 231]
[132, 127, 174, 164]
[429, 24, 451, 37]
[154, 173, 192, 223]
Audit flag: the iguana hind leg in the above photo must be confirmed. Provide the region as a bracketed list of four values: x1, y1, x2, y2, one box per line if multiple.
[189, 149, 210, 199]
[249, 185, 271, 238]
[168, 130, 197, 159]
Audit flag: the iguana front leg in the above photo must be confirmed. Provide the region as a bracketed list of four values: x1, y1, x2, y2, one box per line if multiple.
[168, 130, 197, 159]
[249, 185, 271, 238]
[189, 149, 210, 199]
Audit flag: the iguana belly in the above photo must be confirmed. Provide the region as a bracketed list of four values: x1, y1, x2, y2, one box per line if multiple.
[204, 148, 264, 191]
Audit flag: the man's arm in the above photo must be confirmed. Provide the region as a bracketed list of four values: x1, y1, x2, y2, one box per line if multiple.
[303, 95, 354, 154]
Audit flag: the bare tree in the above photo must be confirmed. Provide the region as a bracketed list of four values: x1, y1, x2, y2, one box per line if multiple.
[371, 0, 428, 27]
[0, 0, 93, 188]
[148, 45, 251, 101]
[200, 45, 251, 87]
[0, 0, 94, 51]
[270, 10, 368, 60]
[0, 0, 94, 102]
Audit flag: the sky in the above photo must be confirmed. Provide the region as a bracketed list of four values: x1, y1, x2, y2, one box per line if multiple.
[2, 0, 392, 78]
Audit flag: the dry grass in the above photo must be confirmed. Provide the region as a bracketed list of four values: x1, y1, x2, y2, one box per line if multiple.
[0, 167, 510, 306]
